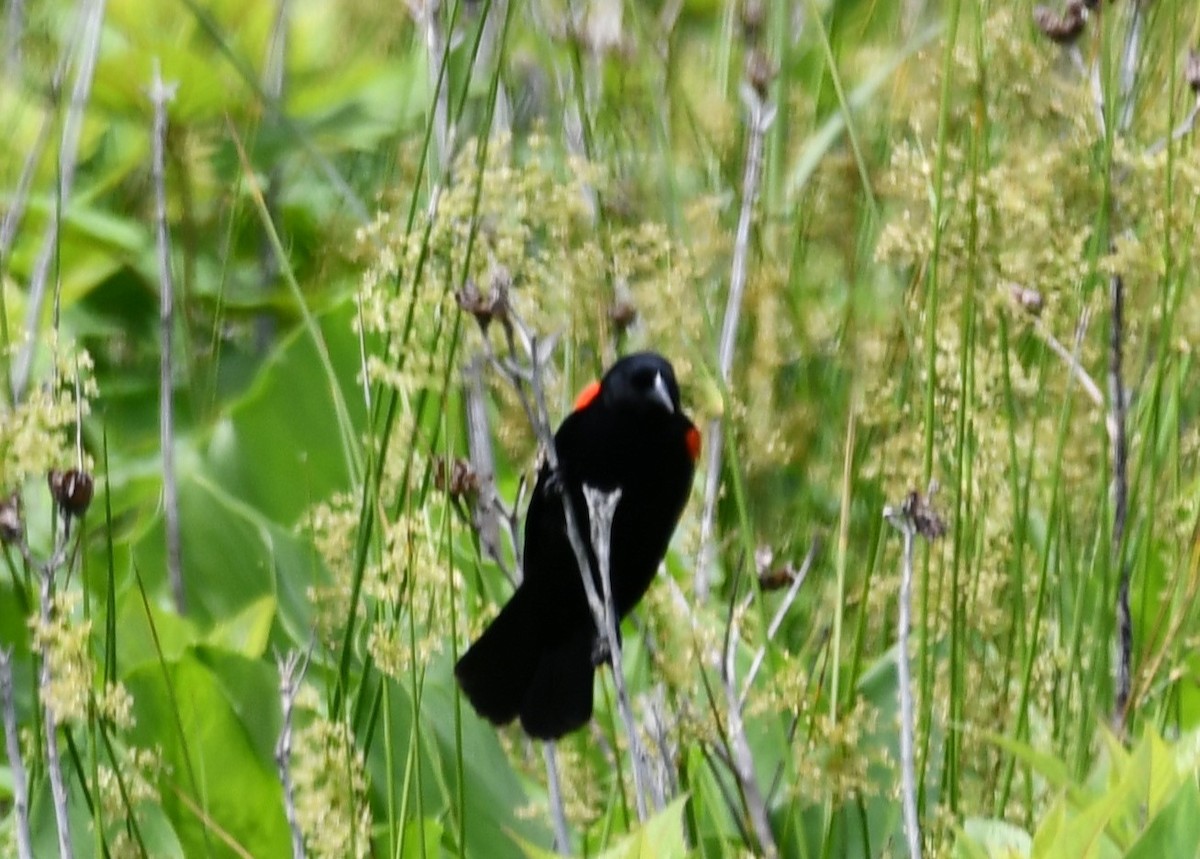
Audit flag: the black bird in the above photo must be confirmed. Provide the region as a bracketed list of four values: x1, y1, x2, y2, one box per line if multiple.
[455, 352, 700, 739]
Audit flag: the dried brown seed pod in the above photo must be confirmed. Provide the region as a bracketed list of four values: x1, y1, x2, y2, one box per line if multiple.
[434, 457, 480, 499]
[1007, 282, 1045, 316]
[609, 299, 637, 331]
[455, 268, 511, 333]
[0, 493, 23, 544]
[1186, 50, 1200, 94]
[903, 488, 947, 541]
[1034, 4, 1086, 46]
[741, 0, 765, 43]
[48, 468, 94, 518]
[746, 48, 776, 98]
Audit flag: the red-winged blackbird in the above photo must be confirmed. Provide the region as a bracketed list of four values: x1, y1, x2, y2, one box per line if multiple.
[455, 352, 700, 739]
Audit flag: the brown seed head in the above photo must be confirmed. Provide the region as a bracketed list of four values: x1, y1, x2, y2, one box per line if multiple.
[1186, 50, 1200, 94]
[903, 488, 947, 541]
[48, 468, 94, 518]
[741, 0, 765, 43]
[609, 299, 637, 331]
[455, 268, 511, 333]
[1007, 282, 1045, 316]
[0, 493, 23, 544]
[434, 457, 480, 499]
[1034, 3, 1086, 46]
[746, 48, 776, 98]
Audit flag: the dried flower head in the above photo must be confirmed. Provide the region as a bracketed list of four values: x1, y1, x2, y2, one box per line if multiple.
[48, 468, 94, 519]
[1007, 282, 1046, 316]
[0, 493, 23, 544]
[1033, 3, 1086, 46]
[884, 484, 948, 541]
[746, 48, 776, 98]
[1186, 50, 1200, 94]
[741, 0, 765, 43]
[434, 456, 480, 499]
[455, 268, 511, 333]
[609, 281, 638, 332]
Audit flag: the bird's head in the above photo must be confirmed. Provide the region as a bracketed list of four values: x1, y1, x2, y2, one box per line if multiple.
[574, 352, 682, 416]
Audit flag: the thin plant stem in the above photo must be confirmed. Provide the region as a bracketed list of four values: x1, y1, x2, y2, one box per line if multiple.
[0, 647, 33, 859]
[150, 61, 186, 614]
[12, 0, 106, 400]
[1110, 273, 1131, 727]
[884, 507, 921, 859]
[275, 648, 311, 859]
[256, 0, 290, 351]
[721, 587, 777, 857]
[738, 540, 819, 709]
[697, 75, 775, 601]
[4, 0, 22, 77]
[585, 484, 655, 819]
[38, 567, 73, 857]
[542, 742, 571, 853]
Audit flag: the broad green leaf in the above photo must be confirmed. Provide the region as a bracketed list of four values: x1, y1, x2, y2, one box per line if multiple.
[1146, 728, 1186, 820]
[1126, 777, 1200, 859]
[1031, 797, 1068, 857]
[124, 649, 290, 858]
[595, 795, 689, 859]
[1046, 737, 1147, 859]
[204, 300, 363, 525]
[204, 594, 277, 658]
[115, 586, 203, 673]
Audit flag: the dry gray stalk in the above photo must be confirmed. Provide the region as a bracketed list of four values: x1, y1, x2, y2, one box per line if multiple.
[738, 540, 820, 709]
[464, 356, 505, 574]
[542, 742, 571, 853]
[415, 0, 450, 170]
[275, 648, 310, 859]
[12, 0, 106, 400]
[721, 594, 778, 857]
[0, 647, 33, 859]
[4, 0, 22, 77]
[696, 71, 776, 601]
[1040, 0, 1148, 733]
[883, 487, 945, 859]
[150, 61, 186, 615]
[584, 484, 656, 819]
[1110, 273, 1131, 724]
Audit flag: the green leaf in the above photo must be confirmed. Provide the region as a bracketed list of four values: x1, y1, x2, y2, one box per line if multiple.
[516, 796, 688, 859]
[124, 649, 290, 858]
[204, 300, 363, 525]
[593, 795, 689, 859]
[958, 817, 1032, 859]
[204, 594, 277, 658]
[979, 730, 1075, 798]
[1126, 777, 1200, 859]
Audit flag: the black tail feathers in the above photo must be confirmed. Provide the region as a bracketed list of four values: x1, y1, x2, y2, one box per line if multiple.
[455, 586, 540, 725]
[518, 630, 594, 739]
[455, 584, 596, 740]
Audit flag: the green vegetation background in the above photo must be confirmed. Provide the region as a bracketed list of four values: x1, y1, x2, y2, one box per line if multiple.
[2, 0, 1200, 856]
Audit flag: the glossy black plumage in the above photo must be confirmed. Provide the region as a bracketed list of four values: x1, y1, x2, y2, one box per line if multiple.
[455, 352, 698, 739]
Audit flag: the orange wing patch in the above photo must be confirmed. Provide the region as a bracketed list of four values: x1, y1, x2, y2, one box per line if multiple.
[573, 380, 602, 411]
[686, 427, 702, 461]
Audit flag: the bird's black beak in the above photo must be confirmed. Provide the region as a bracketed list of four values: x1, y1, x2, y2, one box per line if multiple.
[651, 371, 675, 414]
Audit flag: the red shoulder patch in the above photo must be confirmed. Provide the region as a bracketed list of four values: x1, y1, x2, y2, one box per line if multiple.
[685, 427, 701, 461]
[573, 380, 602, 411]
